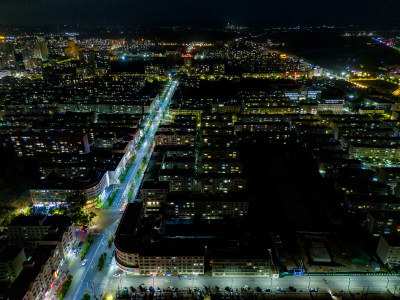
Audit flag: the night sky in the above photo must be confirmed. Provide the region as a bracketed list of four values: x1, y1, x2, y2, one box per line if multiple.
[1, 0, 400, 26]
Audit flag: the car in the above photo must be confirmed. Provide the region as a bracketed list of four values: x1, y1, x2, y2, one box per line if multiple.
[169, 286, 175, 291]
[309, 288, 318, 292]
[203, 285, 209, 292]
[139, 286, 144, 292]
[150, 286, 155, 293]
[225, 286, 233, 292]
[113, 273, 121, 277]
[288, 286, 297, 292]
[130, 286, 136, 293]
[78, 241, 84, 247]
[255, 287, 264, 293]
[276, 287, 283, 292]
[265, 289, 271, 293]
[243, 285, 250, 291]
[81, 259, 88, 266]
[215, 286, 221, 292]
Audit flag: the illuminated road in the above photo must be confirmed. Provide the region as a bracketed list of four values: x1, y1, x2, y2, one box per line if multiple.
[95, 273, 400, 298]
[62, 81, 178, 300]
[60, 79, 400, 299]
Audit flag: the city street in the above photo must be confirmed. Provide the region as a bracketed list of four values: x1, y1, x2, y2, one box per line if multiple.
[61, 81, 178, 300]
[58, 79, 400, 300]
[94, 273, 400, 298]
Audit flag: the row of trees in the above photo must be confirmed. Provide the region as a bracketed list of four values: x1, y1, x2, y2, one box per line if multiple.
[80, 234, 94, 260]
[56, 274, 73, 300]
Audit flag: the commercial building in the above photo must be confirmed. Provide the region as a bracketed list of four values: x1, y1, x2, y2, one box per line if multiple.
[114, 203, 205, 275]
[30, 170, 110, 207]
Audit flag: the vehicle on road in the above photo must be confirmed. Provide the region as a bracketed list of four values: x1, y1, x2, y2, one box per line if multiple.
[78, 241, 84, 247]
[150, 286, 155, 293]
[81, 259, 88, 266]
[289, 286, 297, 292]
[225, 286, 233, 292]
[113, 272, 121, 277]
[215, 286, 221, 292]
[130, 286, 136, 293]
[309, 288, 318, 292]
[255, 287, 264, 293]
[276, 287, 283, 292]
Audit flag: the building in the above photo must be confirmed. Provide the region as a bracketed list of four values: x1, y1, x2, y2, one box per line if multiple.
[166, 193, 249, 219]
[7, 245, 63, 300]
[155, 132, 195, 147]
[201, 174, 246, 193]
[66, 40, 79, 58]
[30, 170, 109, 207]
[183, 55, 193, 75]
[349, 143, 400, 161]
[212, 249, 269, 277]
[366, 211, 400, 236]
[114, 203, 205, 275]
[8, 215, 76, 248]
[377, 235, 400, 267]
[1, 131, 90, 157]
[140, 180, 169, 204]
[0, 247, 26, 284]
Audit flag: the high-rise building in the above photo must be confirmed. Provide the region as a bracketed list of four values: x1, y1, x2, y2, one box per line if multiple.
[66, 40, 79, 58]
[183, 54, 193, 75]
[34, 39, 49, 60]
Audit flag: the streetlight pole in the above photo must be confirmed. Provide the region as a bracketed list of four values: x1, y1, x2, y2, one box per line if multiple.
[386, 278, 389, 289]
[308, 277, 311, 290]
[348, 278, 351, 292]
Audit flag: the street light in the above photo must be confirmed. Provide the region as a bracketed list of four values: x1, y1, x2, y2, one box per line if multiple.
[308, 277, 311, 290]
[348, 278, 351, 292]
[386, 277, 389, 289]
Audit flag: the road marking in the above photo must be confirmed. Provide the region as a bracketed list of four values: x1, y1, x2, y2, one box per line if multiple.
[71, 235, 107, 300]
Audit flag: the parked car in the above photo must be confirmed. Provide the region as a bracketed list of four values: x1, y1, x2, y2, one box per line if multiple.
[289, 286, 297, 292]
[81, 259, 88, 266]
[225, 286, 233, 292]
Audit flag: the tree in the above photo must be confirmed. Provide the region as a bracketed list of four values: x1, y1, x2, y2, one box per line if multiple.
[82, 292, 91, 300]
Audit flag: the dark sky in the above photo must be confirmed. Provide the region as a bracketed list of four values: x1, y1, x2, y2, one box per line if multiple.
[1, 0, 400, 26]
